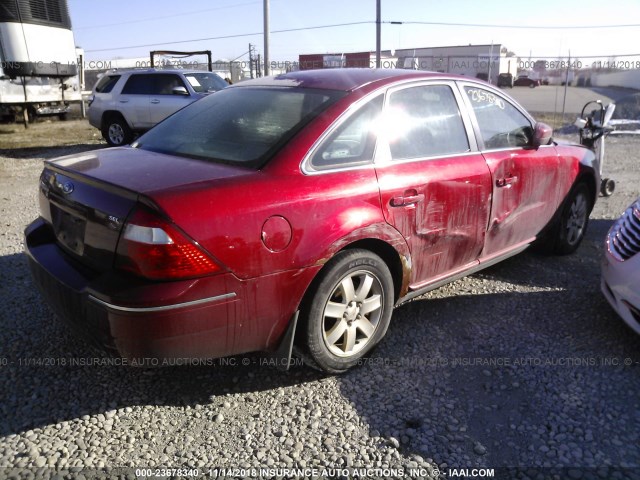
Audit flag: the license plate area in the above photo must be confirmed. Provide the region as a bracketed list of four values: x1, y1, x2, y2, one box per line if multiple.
[51, 204, 86, 256]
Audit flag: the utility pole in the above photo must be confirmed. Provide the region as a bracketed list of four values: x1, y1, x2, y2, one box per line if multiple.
[264, 0, 270, 76]
[248, 43, 256, 79]
[561, 50, 571, 125]
[487, 41, 493, 84]
[375, 0, 381, 68]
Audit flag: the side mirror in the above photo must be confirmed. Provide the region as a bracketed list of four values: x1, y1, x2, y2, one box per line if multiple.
[533, 122, 553, 147]
[172, 86, 189, 96]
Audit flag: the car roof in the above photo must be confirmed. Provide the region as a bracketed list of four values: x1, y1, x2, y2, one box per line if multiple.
[103, 68, 215, 75]
[231, 68, 474, 92]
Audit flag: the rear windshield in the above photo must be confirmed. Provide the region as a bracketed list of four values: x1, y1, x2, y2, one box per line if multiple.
[134, 87, 345, 169]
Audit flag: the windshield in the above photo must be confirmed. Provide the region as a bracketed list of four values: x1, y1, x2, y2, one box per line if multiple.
[183, 72, 229, 93]
[134, 87, 346, 169]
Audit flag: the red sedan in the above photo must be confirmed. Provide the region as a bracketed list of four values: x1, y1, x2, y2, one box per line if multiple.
[514, 75, 541, 88]
[25, 69, 599, 373]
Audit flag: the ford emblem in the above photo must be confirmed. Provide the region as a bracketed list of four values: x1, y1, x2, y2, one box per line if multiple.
[61, 181, 74, 194]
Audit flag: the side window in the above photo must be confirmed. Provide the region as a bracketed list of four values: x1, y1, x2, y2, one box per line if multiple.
[387, 85, 469, 160]
[94, 75, 120, 93]
[310, 95, 383, 170]
[152, 74, 187, 95]
[121, 74, 154, 95]
[464, 86, 533, 149]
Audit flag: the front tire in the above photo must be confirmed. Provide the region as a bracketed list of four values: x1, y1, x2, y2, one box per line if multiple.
[301, 249, 394, 373]
[543, 183, 591, 255]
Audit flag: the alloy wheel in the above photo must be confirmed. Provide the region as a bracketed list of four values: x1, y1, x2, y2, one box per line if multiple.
[322, 270, 384, 357]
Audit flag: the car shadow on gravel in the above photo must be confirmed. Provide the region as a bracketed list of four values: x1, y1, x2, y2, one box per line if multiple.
[472, 218, 614, 291]
[0, 144, 107, 160]
[338, 286, 640, 471]
[0, 251, 325, 436]
[337, 218, 640, 471]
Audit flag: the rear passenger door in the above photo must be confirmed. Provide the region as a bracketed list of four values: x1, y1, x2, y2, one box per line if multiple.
[375, 83, 492, 287]
[119, 74, 153, 129]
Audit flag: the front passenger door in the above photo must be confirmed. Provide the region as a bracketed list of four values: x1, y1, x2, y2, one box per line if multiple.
[119, 74, 153, 129]
[460, 84, 562, 257]
[148, 74, 194, 125]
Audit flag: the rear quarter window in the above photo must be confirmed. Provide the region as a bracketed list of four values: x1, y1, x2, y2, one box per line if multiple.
[310, 95, 383, 170]
[94, 75, 121, 93]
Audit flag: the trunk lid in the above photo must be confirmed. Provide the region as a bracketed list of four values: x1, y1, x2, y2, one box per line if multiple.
[39, 147, 253, 271]
[49, 147, 253, 193]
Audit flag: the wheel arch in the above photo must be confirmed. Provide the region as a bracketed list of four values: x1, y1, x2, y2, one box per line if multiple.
[576, 170, 598, 211]
[338, 238, 407, 303]
[534, 174, 595, 254]
[296, 235, 410, 323]
[100, 110, 131, 129]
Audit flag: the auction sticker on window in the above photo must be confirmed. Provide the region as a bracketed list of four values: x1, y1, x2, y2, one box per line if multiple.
[466, 88, 505, 110]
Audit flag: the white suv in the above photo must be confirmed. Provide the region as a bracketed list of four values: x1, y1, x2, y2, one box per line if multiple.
[88, 69, 228, 146]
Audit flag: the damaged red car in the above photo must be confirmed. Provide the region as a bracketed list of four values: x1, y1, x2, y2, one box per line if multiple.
[25, 69, 599, 373]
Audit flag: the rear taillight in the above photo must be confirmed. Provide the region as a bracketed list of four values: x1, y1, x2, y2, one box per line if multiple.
[115, 206, 221, 280]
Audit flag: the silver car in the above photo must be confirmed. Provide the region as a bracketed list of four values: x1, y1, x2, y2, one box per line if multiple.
[88, 69, 228, 146]
[602, 198, 640, 333]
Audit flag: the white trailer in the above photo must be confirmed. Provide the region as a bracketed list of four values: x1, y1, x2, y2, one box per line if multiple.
[0, 0, 82, 123]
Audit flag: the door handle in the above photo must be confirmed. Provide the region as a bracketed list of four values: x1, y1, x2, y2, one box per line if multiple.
[390, 192, 424, 207]
[119, 99, 129, 103]
[150, 99, 160, 104]
[496, 175, 517, 188]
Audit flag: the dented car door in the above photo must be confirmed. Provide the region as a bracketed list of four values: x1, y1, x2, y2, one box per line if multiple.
[375, 82, 492, 287]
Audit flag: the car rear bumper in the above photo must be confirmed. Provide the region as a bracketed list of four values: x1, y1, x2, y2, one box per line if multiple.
[25, 218, 317, 362]
[601, 251, 640, 334]
[87, 107, 101, 130]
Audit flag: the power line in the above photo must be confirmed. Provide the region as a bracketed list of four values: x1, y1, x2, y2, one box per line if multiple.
[392, 21, 640, 29]
[85, 21, 372, 53]
[84, 19, 640, 53]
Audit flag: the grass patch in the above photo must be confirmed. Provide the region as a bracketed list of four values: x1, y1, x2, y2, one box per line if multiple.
[0, 118, 103, 151]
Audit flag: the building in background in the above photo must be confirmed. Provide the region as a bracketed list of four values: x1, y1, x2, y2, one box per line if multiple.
[298, 51, 397, 70]
[298, 44, 518, 85]
[394, 44, 517, 85]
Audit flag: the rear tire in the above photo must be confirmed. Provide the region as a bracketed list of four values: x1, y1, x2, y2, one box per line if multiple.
[301, 249, 394, 373]
[101, 114, 133, 146]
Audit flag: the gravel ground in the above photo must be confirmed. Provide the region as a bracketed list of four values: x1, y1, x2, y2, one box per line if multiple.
[0, 121, 639, 479]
